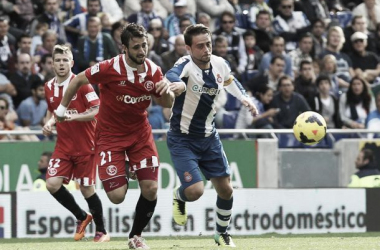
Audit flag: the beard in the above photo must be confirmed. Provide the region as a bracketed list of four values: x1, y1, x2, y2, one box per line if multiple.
[128, 51, 145, 65]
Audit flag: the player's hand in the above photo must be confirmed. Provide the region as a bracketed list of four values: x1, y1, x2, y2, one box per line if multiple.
[42, 122, 53, 136]
[242, 98, 259, 117]
[169, 82, 186, 96]
[156, 78, 170, 96]
[54, 110, 66, 122]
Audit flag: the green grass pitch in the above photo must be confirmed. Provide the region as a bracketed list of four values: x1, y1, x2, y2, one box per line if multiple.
[1, 233, 380, 250]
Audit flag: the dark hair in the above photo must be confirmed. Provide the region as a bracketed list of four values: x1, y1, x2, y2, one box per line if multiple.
[184, 24, 211, 46]
[256, 10, 271, 19]
[243, 30, 256, 39]
[351, 15, 364, 26]
[0, 96, 9, 109]
[179, 16, 192, 28]
[87, 0, 101, 6]
[214, 35, 227, 44]
[120, 23, 147, 48]
[270, 36, 284, 46]
[220, 11, 235, 22]
[312, 18, 325, 28]
[277, 75, 293, 88]
[111, 21, 122, 38]
[315, 74, 331, 86]
[270, 55, 285, 65]
[31, 80, 45, 90]
[362, 148, 374, 163]
[41, 151, 53, 160]
[299, 60, 312, 71]
[18, 34, 31, 43]
[41, 53, 52, 64]
[346, 76, 371, 113]
[42, 30, 56, 42]
[299, 32, 313, 42]
[255, 84, 272, 100]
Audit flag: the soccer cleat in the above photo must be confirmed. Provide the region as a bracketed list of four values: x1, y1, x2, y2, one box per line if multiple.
[94, 231, 110, 242]
[128, 235, 150, 249]
[172, 188, 187, 226]
[214, 233, 236, 248]
[74, 212, 93, 241]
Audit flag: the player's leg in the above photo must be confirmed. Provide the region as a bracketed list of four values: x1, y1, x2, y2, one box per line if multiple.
[167, 134, 205, 226]
[96, 149, 129, 204]
[126, 128, 159, 249]
[45, 153, 91, 241]
[74, 155, 109, 242]
[200, 133, 236, 247]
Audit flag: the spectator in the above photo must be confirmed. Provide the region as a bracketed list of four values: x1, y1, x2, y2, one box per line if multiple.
[0, 96, 38, 141]
[213, 11, 247, 75]
[76, 17, 118, 72]
[272, 0, 310, 52]
[111, 21, 124, 53]
[30, 0, 67, 43]
[31, 22, 49, 57]
[100, 13, 112, 35]
[366, 92, 380, 138]
[342, 15, 377, 54]
[148, 19, 170, 56]
[146, 33, 163, 67]
[0, 19, 16, 77]
[352, 0, 380, 31]
[310, 18, 327, 58]
[16, 34, 32, 56]
[242, 30, 263, 83]
[10, 53, 43, 109]
[38, 54, 54, 81]
[11, 0, 35, 30]
[168, 16, 193, 50]
[287, 32, 314, 76]
[197, 12, 211, 29]
[212, 36, 239, 78]
[319, 54, 342, 97]
[123, 0, 172, 20]
[33, 151, 52, 191]
[64, 0, 102, 48]
[196, 0, 234, 32]
[294, 60, 317, 101]
[309, 75, 342, 128]
[320, 26, 355, 84]
[35, 30, 58, 58]
[270, 75, 311, 128]
[339, 76, 376, 129]
[251, 10, 275, 53]
[126, 0, 162, 30]
[348, 31, 380, 84]
[235, 85, 277, 137]
[161, 35, 186, 73]
[16, 80, 47, 128]
[0, 73, 16, 110]
[164, 0, 196, 38]
[248, 55, 285, 92]
[348, 149, 380, 188]
[248, 0, 274, 24]
[258, 36, 293, 78]
[299, 0, 330, 24]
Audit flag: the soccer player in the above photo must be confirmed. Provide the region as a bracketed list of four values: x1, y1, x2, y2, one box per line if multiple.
[54, 23, 174, 249]
[166, 24, 258, 247]
[42, 45, 110, 242]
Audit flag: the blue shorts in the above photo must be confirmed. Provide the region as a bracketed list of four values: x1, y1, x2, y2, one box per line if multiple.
[167, 132, 230, 188]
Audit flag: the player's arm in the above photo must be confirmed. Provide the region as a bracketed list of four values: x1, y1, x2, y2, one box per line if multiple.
[224, 75, 259, 116]
[55, 72, 89, 122]
[153, 78, 175, 108]
[42, 110, 55, 136]
[166, 58, 188, 96]
[66, 105, 99, 122]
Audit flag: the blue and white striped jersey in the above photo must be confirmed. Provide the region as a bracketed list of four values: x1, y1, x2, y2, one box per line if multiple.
[166, 55, 232, 137]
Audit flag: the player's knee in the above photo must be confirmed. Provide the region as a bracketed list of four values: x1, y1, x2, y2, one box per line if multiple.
[108, 193, 125, 204]
[141, 181, 158, 200]
[80, 185, 95, 198]
[46, 179, 61, 194]
[186, 188, 204, 201]
[218, 186, 233, 200]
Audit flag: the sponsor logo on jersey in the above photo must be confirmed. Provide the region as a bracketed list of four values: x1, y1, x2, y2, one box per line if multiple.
[90, 64, 99, 75]
[144, 81, 154, 91]
[48, 168, 57, 176]
[118, 81, 126, 86]
[106, 165, 117, 176]
[85, 92, 98, 102]
[116, 94, 151, 104]
[109, 181, 119, 189]
[184, 172, 192, 182]
[71, 94, 77, 101]
[216, 74, 222, 84]
[192, 84, 220, 96]
[65, 109, 78, 115]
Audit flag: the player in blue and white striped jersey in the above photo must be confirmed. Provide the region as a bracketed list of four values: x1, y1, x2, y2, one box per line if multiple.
[166, 24, 258, 247]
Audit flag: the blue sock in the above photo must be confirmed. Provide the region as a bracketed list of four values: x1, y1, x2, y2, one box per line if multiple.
[216, 196, 233, 234]
[176, 186, 189, 202]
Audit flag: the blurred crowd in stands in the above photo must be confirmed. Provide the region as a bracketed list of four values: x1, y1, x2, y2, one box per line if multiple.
[0, 0, 380, 145]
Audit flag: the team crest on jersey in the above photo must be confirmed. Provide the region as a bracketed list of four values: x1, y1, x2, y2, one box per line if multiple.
[144, 81, 154, 91]
[216, 74, 222, 84]
[71, 94, 77, 101]
[106, 165, 117, 176]
[48, 168, 57, 176]
[184, 172, 192, 182]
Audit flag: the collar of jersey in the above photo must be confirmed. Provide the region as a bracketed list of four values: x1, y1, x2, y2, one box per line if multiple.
[55, 72, 73, 87]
